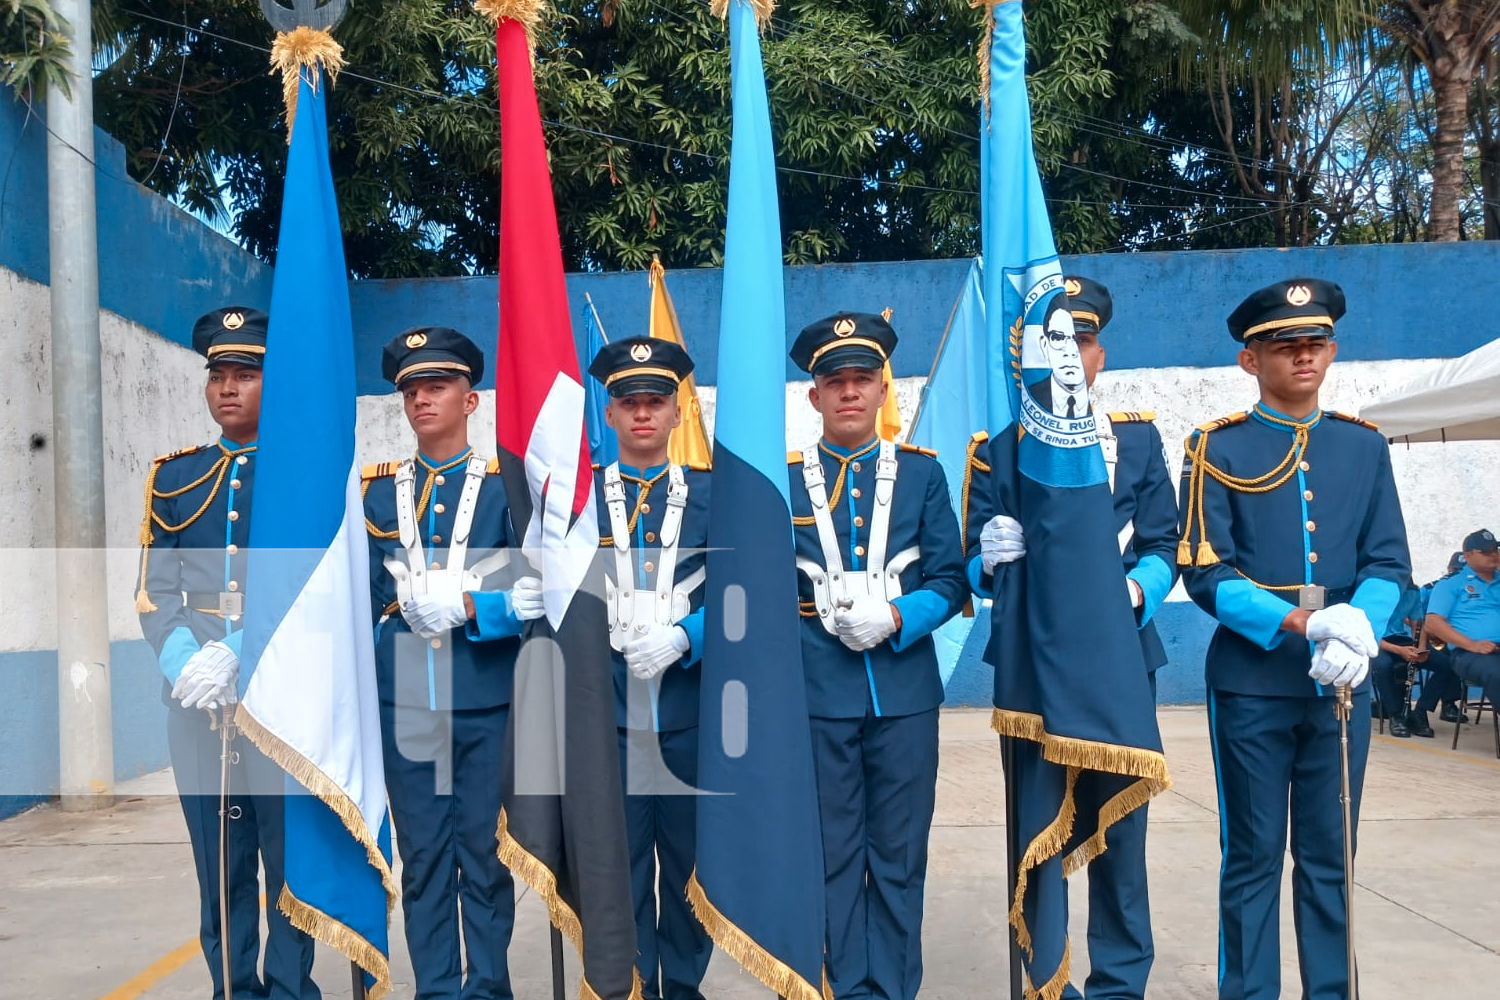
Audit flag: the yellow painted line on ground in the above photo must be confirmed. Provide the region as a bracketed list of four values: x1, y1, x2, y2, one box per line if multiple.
[95, 893, 266, 1000]
[1372, 731, 1500, 772]
[93, 937, 201, 1000]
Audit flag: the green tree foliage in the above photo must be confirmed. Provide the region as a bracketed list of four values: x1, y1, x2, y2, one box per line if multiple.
[2, 0, 73, 98]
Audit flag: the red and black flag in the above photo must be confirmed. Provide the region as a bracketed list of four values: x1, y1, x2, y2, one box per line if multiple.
[484, 2, 638, 998]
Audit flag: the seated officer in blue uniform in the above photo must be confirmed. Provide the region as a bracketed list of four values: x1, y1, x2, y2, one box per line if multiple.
[1177, 279, 1410, 1000]
[364, 327, 545, 1000]
[135, 307, 319, 1000]
[1419, 529, 1500, 725]
[1369, 583, 1427, 738]
[585, 337, 712, 1000]
[787, 312, 968, 1000]
[964, 276, 1179, 1000]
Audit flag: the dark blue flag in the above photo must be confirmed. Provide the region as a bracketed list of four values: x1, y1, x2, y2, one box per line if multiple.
[688, 2, 826, 999]
[966, 6, 1172, 997]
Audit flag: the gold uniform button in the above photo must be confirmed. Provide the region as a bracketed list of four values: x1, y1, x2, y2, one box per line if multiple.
[227, 510, 239, 522]
[431, 535, 442, 544]
[431, 561, 442, 571]
[646, 531, 656, 543]
[435, 475, 446, 486]
[854, 516, 865, 528]
[644, 561, 656, 573]
[1299, 461, 1310, 472]
[236, 455, 248, 466]
[851, 488, 862, 499]
[230, 478, 242, 490]
[228, 581, 239, 592]
[227, 544, 239, 555]
[641, 503, 652, 514]
[434, 503, 446, 514]
[1306, 520, 1316, 532]
[852, 461, 863, 473]
[855, 545, 866, 558]
[1308, 552, 1319, 564]
[430, 638, 442, 650]
[1304, 490, 1314, 501]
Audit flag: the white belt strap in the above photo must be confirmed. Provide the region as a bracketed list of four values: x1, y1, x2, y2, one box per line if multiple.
[864, 441, 899, 595]
[392, 459, 424, 603]
[604, 463, 693, 650]
[1096, 413, 1134, 555]
[442, 456, 488, 586]
[653, 465, 689, 624]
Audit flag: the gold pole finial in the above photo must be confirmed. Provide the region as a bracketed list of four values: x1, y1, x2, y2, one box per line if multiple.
[268, 27, 345, 140]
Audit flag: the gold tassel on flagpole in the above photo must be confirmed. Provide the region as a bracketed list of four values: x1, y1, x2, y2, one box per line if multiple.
[269, 27, 345, 140]
[710, 0, 776, 27]
[475, 0, 546, 29]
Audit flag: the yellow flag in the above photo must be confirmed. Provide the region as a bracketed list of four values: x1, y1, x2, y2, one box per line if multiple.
[877, 307, 902, 441]
[649, 257, 714, 468]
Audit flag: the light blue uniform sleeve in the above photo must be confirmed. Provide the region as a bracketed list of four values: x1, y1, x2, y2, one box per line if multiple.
[678, 608, 705, 668]
[1212, 578, 1293, 651]
[158, 626, 200, 683]
[1351, 577, 1400, 645]
[891, 591, 956, 652]
[465, 590, 524, 641]
[1128, 554, 1175, 627]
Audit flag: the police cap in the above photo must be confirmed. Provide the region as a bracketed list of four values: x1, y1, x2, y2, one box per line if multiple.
[587, 337, 694, 398]
[1227, 278, 1346, 344]
[382, 326, 485, 388]
[1063, 275, 1112, 335]
[192, 307, 269, 368]
[790, 312, 897, 377]
[1463, 528, 1498, 554]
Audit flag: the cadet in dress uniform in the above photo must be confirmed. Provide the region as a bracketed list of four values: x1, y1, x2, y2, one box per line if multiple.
[585, 337, 713, 1000]
[963, 276, 1179, 1000]
[364, 328, 545, 1000]
[788, 313, 968, 1000]
[1177, 280, 1410, 1000]
[135, 307, 320, 1000]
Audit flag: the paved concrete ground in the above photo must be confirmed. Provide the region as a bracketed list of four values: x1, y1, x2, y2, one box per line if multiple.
[2, 707, 1497, 1000]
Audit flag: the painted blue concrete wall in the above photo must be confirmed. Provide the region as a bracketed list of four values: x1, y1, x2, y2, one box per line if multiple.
[0, 640, 168, 818]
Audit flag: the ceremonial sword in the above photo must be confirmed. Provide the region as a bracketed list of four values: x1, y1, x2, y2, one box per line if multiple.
[210, 703, 239, 1000]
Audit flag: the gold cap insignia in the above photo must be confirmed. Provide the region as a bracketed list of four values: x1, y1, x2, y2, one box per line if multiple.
[833, 317, 857, 338]
[1285, 284, 1312, 307]
[1064, 278, 1083, 297]
[630, 343, 652, 362]
[406, 332, 428, 349]
[222, 311, 245, 330]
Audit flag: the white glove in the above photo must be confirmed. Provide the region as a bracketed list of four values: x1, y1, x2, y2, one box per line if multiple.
[1305, 603, 1378, 658]
[623, 624, 691, 680]
[403, 587, 468, 639]
[1127, 578, 1144, 609]
[1309, 637, 1370, 688]
[980, 515, 1026, 573]
[833, 595, 898, 652]
[509, 576, 546, 622]
[174, 640, 240, 710]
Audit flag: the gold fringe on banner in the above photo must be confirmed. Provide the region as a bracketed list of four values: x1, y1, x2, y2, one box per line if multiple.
[709, 0, 776, 27]
[685, 871, 826, 1000]
[269, 26, 346, 140]
[279, 885, 393, 1000]
[475, 0, 545, 29]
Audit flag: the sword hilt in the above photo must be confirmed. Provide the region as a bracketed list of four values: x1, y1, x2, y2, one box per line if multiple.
[1334, 683, 1353, 722]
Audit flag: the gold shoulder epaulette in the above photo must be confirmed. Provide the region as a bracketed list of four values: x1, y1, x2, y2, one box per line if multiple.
[897, 442, 938, 458]
[152, 444, 208, 467]
[788, 450, 804, 465]
[969, 430, 990, 444]
[1327, 410, 1379, 432]
[486, 456, 502, 474]
[1195, 411, 1248, 435]
[361, 462, 399, 481]
[1107, 410, 1156, 423]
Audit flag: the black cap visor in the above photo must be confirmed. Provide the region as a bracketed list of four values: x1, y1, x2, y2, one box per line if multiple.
[1251, 324, 1334, 344]
[608, 374, 678, 398]
[396, 367, 473, 389]
[811, 345, 886, 378]
[205, 352, 264, 370]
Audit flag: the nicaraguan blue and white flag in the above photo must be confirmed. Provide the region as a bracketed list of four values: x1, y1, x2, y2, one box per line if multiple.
[239, 63, 395, 999]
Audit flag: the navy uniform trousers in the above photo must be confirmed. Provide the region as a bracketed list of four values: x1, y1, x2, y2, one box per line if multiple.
[619, 726, 712, 1000]
[168, 708, 318, 1000]
[380, 701, 514, 1000]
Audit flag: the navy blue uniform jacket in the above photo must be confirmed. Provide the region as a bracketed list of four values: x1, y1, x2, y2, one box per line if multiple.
[364, 454, 523, 711]
[594, 463, 711, 732]
[1178, 406, 1410, 697]
[791, 441, 968, 720]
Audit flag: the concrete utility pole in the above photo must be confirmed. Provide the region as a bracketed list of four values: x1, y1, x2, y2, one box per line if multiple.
[47, 0, 113, 811]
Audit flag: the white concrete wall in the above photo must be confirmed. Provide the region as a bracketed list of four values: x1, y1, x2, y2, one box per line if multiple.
[6, 262, 1497, 656]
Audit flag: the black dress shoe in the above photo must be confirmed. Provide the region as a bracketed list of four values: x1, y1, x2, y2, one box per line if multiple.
[1406, 710, 1435, 738]
[1388, 715, 1411, 738]
[1440, 703, 1470, 724]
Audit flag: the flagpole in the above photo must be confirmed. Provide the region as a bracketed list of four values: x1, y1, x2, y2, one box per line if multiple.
[584, 291, 610, 343]
[1000, 733, 1023, 1000]
[550, 925, 566, 1000]
[905, 263, 971, 439]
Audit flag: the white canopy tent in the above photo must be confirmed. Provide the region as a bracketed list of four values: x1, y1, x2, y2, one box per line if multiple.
[1361, 336, 1500, 442]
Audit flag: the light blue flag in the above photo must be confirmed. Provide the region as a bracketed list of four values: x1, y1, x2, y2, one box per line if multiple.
[909, 257, 987, 688]
[581, 298, 618, 467]
[240, 65, 395, 997]
[691, 3, 826, 999]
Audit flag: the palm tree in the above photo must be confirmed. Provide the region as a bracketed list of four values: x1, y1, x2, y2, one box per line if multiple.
[1379, 2, 1500, 240]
